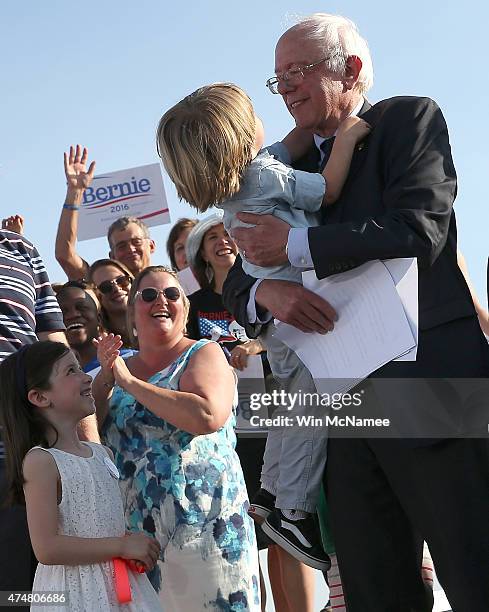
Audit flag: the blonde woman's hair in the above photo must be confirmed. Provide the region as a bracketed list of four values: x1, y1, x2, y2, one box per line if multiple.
[156, 83, 256, 212]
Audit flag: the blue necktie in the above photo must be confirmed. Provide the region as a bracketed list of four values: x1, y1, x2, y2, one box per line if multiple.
[319, 137, 335, 170]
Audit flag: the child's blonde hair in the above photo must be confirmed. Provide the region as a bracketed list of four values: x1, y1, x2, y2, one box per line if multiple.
[156, 83, 256, 212]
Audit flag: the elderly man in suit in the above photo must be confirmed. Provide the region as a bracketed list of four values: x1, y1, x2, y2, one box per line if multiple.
[223, 13, 489, 612]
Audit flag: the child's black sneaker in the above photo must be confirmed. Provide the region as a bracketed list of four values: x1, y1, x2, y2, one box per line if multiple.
[262, 508, 331, 571]
[248, 488, 276, 524]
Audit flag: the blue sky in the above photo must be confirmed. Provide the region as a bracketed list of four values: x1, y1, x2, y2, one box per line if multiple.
[1, 0, 487, 302]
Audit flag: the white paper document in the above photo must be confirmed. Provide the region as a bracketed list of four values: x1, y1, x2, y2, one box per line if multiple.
[274, 260, 417, 395]
[383, 258, 418, 361]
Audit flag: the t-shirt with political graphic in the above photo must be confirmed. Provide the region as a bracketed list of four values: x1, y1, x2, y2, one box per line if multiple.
[187, 287, 249, 352]
[187, 287, 270, 436]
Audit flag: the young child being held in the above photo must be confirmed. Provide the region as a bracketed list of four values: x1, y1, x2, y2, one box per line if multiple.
[0, 341, 162, 611]
[156, 83, 369, 571]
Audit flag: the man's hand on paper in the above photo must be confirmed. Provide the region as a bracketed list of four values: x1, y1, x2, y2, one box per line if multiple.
[233, 213, 289, 266]
[256, 279, 337, 334]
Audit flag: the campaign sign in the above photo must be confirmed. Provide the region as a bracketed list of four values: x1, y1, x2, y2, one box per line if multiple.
[77, 163, 171, 241]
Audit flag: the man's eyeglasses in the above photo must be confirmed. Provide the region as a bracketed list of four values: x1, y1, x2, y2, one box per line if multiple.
[135, 287, 181, 303]
[266, 56, 331, 94]
[97, 275, 131, 295]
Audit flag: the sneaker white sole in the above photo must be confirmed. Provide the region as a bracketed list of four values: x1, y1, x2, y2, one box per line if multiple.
[248, 504, 271, 524]
[262, 520, 331, 571]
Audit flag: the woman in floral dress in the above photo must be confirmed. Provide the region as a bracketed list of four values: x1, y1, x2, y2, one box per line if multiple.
[93, 266, 260, 611]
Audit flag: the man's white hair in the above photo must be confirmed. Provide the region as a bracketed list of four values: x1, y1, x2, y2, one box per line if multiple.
[291, 13, 374, 95]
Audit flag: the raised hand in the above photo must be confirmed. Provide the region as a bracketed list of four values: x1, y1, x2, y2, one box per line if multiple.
[94, 332, 122, 368]
[93, 333, 123, 387]
[94, 333, 133, 390]
[64, 145, 96, 191]
[2, 214, 24, 235]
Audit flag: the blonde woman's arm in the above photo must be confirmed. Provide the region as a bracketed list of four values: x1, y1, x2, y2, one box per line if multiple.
[106, 340, 235, 435]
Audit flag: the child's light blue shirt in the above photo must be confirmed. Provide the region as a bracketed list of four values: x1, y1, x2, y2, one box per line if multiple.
[218, 142, 325, 282]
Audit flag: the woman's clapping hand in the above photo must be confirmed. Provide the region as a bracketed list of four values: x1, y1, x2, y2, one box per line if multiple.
[93, 333, 133, 390]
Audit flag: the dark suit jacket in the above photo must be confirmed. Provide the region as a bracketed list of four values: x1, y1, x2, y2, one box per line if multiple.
[223, 96, 489, 444]
[223, 96, 479, 372]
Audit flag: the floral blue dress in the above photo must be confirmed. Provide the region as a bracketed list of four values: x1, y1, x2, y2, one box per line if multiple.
[102, 339, 260, 611]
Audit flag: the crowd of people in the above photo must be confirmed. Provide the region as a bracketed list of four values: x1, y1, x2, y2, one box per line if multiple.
[0, 11, 488, 612]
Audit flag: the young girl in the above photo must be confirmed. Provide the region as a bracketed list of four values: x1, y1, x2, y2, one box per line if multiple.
[156, 83, 369, 571]
[0, 341, 162, 611]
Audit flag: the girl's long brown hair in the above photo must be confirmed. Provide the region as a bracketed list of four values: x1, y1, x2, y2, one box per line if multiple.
[0, 341, 69, 506]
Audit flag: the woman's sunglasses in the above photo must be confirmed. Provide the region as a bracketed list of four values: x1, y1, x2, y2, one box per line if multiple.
[135, 287, 181, 303]
[97, 275, 131, 295]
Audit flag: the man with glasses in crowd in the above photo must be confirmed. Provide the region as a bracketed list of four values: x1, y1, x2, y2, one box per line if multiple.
[56, 145, 156, 281]
[223, 12, 489, 611]
[106, 217, 156, 276]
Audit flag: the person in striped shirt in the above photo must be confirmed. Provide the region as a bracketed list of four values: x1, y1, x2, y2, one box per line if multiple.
[0, 227, 66, 600]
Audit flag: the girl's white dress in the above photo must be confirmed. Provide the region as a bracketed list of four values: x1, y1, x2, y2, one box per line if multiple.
[30, 442, 162, 611]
